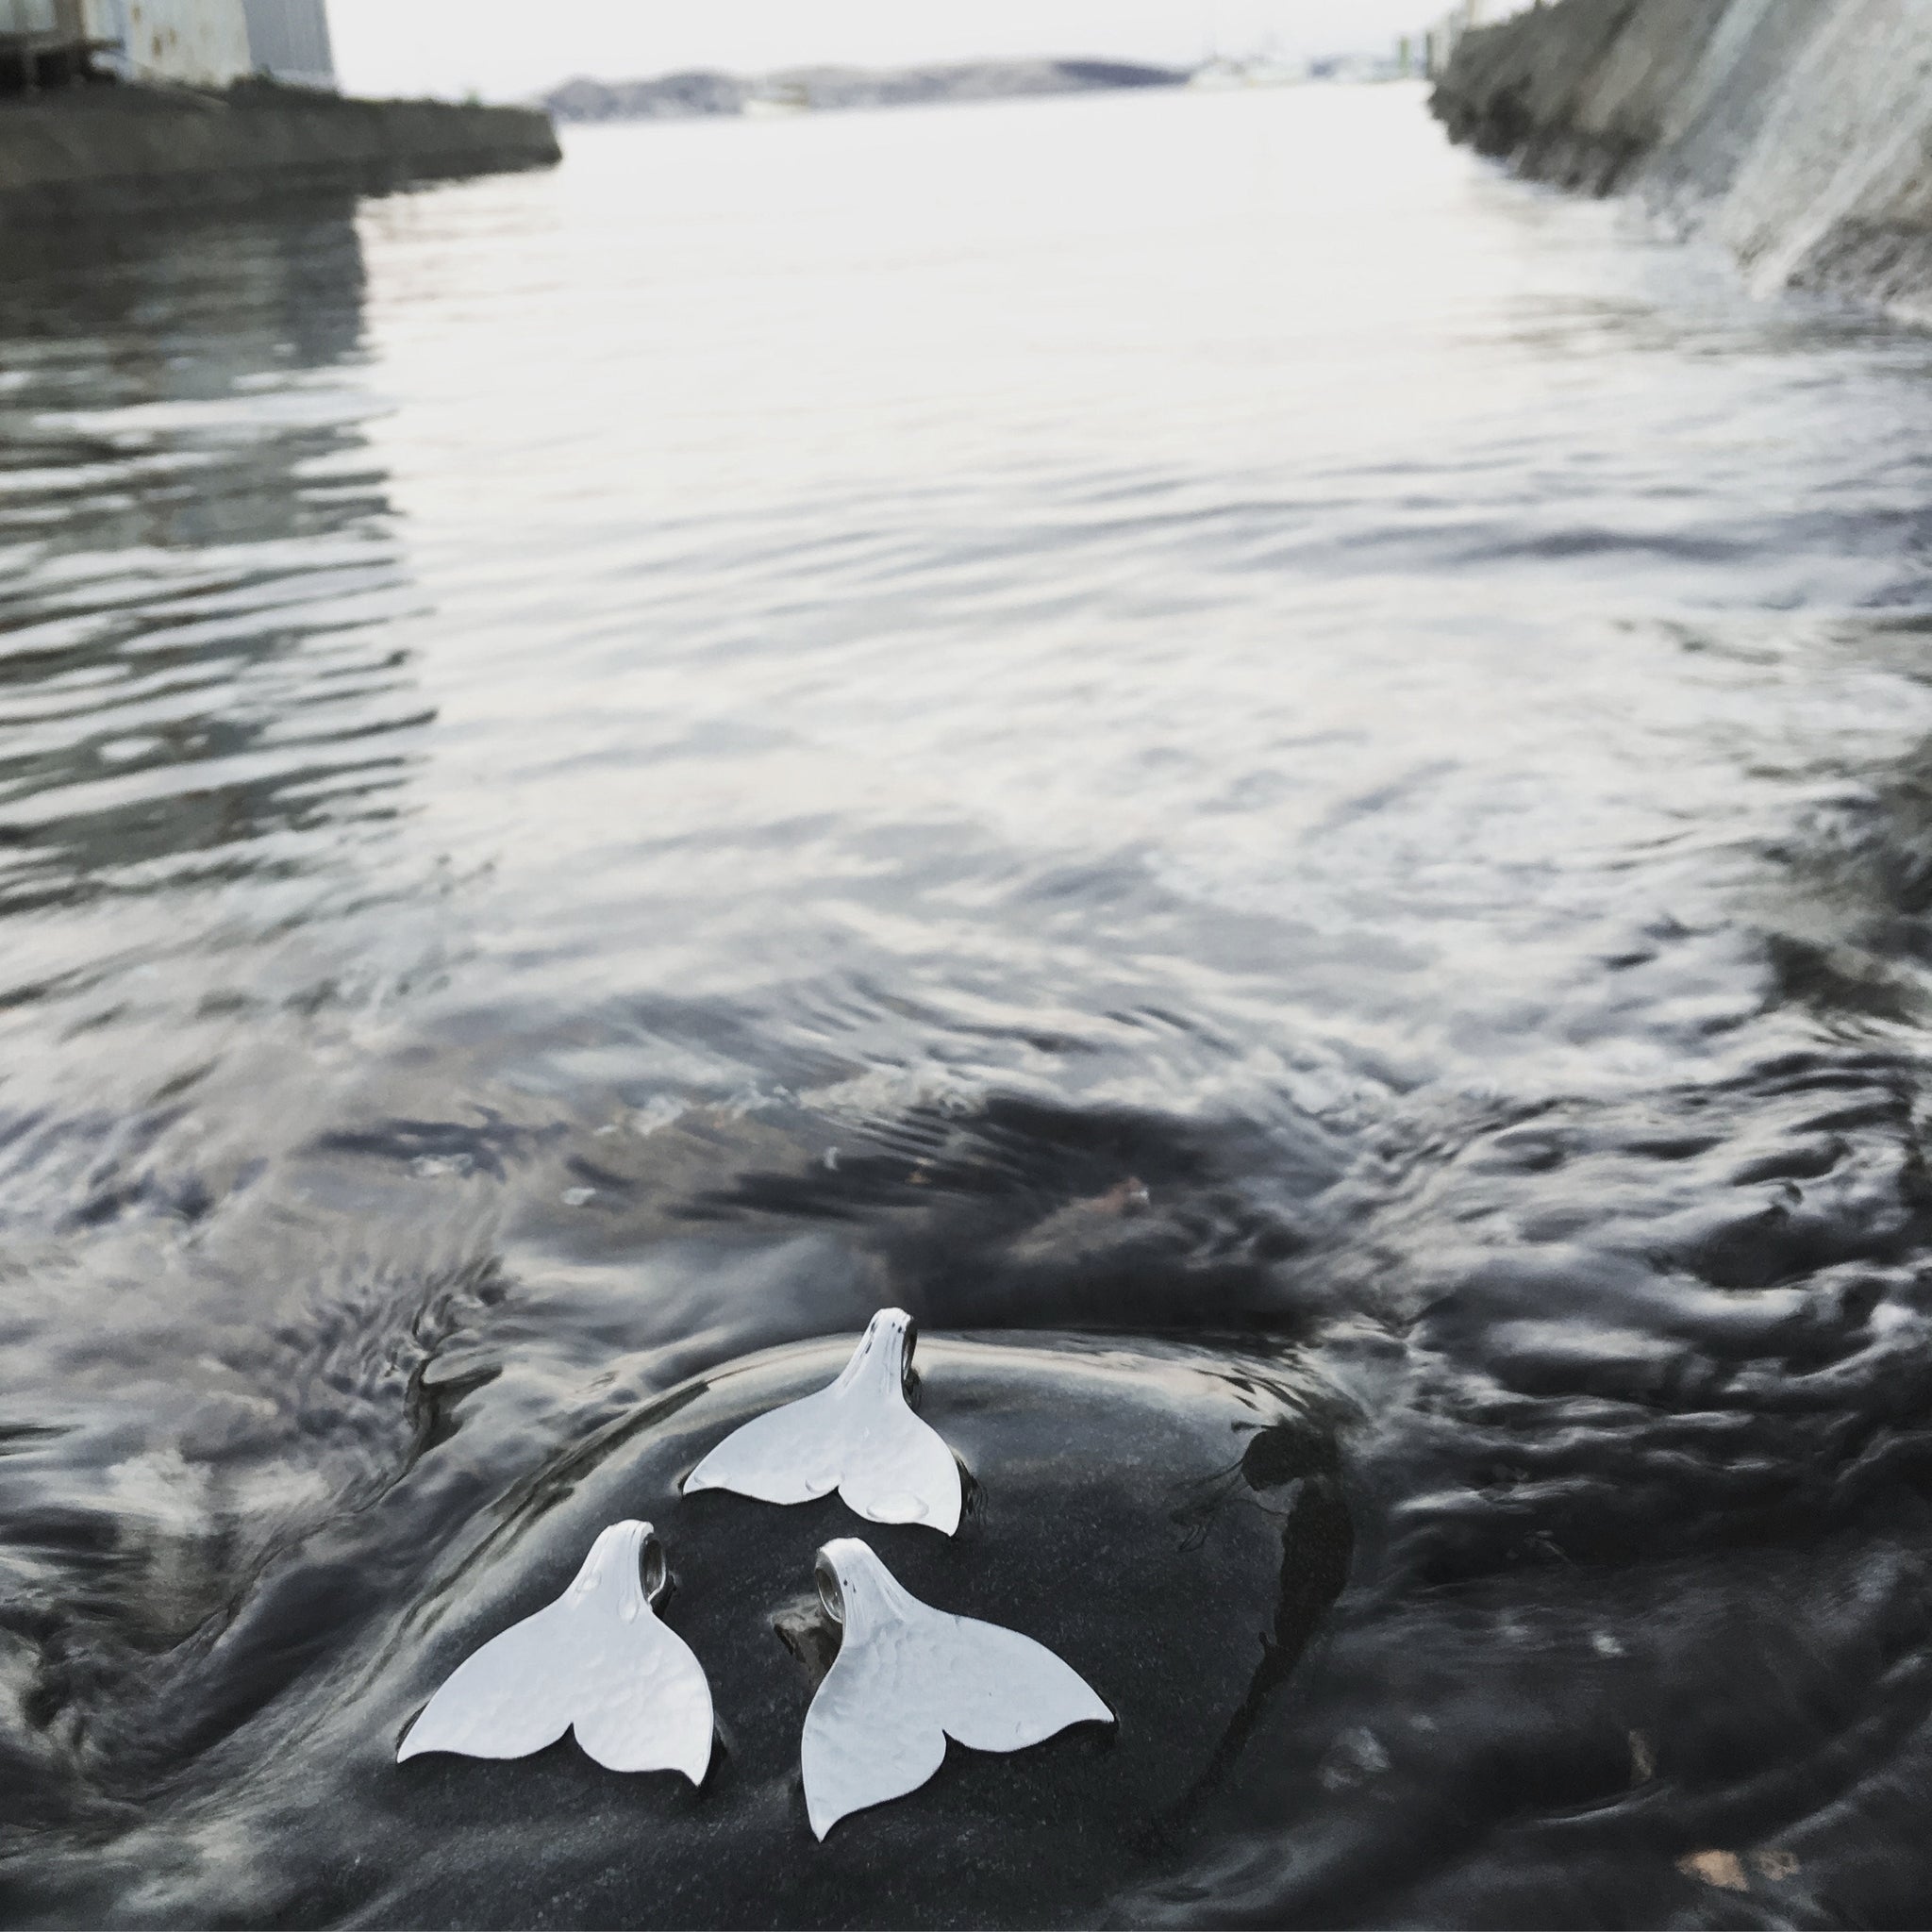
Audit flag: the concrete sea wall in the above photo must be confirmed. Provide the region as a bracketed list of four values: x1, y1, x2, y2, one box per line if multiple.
[1432, 0, 1932, 322]
[0, 83, 559, 222]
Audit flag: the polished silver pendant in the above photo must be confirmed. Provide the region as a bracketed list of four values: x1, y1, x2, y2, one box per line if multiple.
[800, 1537, 1113, 1839]
[684, 1308, 963, 1535]
[397, 1520, 713, 1783]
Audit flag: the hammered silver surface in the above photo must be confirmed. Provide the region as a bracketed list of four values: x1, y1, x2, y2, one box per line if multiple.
[684, 1308, 962, 1534]
[801, 1537, 1113, 1839]
[396, 1520, 713, 1782]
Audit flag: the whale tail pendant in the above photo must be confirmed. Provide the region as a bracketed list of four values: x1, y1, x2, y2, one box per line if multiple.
[801, 1538, 1112, 1838]
[397, 1521, 713, 1783]
[684, 1309, 963, 1535]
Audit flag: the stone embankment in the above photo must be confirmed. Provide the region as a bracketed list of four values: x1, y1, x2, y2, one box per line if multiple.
[0, 82, 559, 222]
[1432, 0, 1932, 322]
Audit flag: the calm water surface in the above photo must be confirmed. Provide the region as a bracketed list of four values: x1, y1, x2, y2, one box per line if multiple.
[9, 82, 1932, 1924]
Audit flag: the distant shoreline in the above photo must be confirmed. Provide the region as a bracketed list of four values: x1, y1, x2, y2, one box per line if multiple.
[541, 58, 1189, 125]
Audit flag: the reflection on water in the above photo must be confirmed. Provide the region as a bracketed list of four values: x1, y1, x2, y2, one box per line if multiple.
[0, 208, 418, 924]
[9, 81, 1932, 1924]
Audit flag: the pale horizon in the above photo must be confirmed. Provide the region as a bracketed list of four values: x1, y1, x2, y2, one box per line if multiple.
[327, 1, 1468, 103]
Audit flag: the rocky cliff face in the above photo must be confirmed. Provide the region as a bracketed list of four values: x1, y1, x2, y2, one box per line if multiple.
[1433, 0, 1932, 322]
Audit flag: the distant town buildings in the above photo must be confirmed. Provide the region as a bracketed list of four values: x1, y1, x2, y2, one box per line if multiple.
[0, 0, 334, 93]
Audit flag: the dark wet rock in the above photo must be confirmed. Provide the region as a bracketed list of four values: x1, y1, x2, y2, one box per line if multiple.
[19, 1041, 1932, 1926]
[13, 1332, 1345, 1928]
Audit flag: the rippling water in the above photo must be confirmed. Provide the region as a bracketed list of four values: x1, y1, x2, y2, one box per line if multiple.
[11, 79, 1932, 1925]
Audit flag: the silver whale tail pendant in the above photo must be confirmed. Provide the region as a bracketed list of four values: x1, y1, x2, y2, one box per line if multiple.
[397, 1521, 713, 1782]
[801, 1537, 1113, 1839]
[684, 1308, 963, 1535]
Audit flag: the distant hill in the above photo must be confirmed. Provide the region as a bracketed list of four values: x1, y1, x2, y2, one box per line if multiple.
[543, 59, 1188, 124]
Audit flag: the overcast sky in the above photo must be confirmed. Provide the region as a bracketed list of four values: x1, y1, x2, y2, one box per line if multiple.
[328, 2, 1461, 101]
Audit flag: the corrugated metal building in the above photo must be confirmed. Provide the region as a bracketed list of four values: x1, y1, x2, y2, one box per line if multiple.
[241, 0, 332, 89]
[0, 0, 334, 92]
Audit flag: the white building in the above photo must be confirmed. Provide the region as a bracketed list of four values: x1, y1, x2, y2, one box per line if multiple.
[0, 0, 335, 91]
[91, 0, 251, 86]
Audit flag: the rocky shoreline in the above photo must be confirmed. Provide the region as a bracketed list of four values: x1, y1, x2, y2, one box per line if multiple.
[0, 82, 559, 224]
[1431, 0, 1932, 324]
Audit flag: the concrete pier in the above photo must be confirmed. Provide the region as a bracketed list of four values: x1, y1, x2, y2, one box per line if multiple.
[0, 81, 559, 223]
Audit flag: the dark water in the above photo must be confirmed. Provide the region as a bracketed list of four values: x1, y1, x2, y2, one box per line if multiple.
[9, 80, 1932, 1925]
